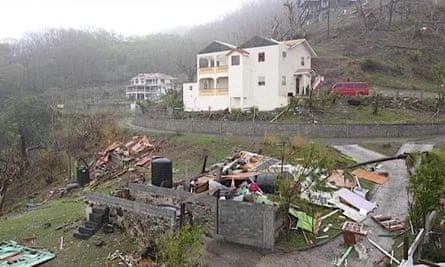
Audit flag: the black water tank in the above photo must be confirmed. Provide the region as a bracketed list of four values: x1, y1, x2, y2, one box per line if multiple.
[77, 166, 90, 186]
[256, 173, 276, 194]
[151, 158, 173, 188]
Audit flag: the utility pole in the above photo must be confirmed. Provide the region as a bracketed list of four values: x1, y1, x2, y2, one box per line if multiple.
[327, 0, 330, 41]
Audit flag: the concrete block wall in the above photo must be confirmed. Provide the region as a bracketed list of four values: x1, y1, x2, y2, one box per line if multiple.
[129, 183, 217, 235]
[85, 192, 176, 245]
[128, 183, 280, 249]
[218, 200, 277, 249]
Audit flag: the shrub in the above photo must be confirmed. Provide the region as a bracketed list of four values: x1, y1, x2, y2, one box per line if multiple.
[156, 224, 204, 267]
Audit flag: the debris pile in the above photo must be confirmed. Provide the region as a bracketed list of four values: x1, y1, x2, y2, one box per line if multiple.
[0, 241, 56, 266]
[89, 135, 157, 188]
[105, 250, 160, 267]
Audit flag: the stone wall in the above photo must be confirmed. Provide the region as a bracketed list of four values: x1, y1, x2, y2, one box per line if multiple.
[85, 192, 176, 245]
[129, 183, 217, 235]
[128, 183, 281, 250]
[134, 116, 445, 138]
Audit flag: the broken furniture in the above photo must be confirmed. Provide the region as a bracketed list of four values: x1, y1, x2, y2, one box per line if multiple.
[73, 205, 109, 240]
[342, 221, 367, 245]
[372, 214, 406, 232]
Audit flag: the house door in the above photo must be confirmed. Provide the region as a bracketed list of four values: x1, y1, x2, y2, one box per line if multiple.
[295, 78, 300, 95]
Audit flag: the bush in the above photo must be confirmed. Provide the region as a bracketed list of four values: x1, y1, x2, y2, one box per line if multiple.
[156, 224, 204, 267]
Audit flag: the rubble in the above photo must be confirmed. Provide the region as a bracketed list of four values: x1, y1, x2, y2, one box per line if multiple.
[372, 214, 406, 232]
[0, 241, 56, 266]
[351, 168, 388, 184]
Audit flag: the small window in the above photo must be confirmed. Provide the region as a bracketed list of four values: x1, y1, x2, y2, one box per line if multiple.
[282, 51, 287, 59]
[258, 52, 265, 62]
[301, 57, 305, 66]
[258, 76, 265, 86]
[231, 55, 240, 66]
[282, 75, 286, 86]
[189, 86, 193, 91]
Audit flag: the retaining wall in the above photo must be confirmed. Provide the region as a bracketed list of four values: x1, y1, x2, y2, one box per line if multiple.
[85, 191, 176, 244]
[134, 116, 445, 138]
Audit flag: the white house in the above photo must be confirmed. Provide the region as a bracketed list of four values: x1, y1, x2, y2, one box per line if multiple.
[126, 73, 176, 101]
[183, 36, 319, 112]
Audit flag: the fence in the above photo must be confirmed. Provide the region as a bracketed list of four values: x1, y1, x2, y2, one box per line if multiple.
[133, 116, 445, 138]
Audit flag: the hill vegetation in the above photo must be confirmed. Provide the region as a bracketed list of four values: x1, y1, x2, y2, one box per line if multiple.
[0, 1, 444, 264]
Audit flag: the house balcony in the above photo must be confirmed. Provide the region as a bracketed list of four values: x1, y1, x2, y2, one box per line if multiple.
[198, 65, 228, 75]
[199, 88, 229, 96]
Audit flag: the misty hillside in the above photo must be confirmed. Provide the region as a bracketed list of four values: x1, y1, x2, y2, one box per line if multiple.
[0, 0, 444, 100]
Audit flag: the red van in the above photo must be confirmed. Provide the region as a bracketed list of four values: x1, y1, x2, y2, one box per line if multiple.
[331, 82, 369, 96]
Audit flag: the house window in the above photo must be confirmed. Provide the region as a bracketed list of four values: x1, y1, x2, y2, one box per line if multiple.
[258, 76, 265, 86]
[141, 78, 145, 84]
[258, 52, 265, 62]
[189, 86, 193, 91]
[231, 55, 240, 66]
[282, 51, 287, 59]
[282, 75, 286, 86]
[301, 57, 305, 66]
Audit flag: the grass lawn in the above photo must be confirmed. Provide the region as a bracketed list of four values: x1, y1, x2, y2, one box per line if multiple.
[0, 197, 138, 267]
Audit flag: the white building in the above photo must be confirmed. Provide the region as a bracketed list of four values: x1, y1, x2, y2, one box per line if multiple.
[126, 73, 176, 101]
[183, 36, 319, 112]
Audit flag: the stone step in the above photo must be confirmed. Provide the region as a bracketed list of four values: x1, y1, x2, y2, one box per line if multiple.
[73, 230, 91, 240]
[89, 213, 104, 224]
[85, 220, 101, 230]
[78, 225, 95, 236]
[92, 205, 109, 216]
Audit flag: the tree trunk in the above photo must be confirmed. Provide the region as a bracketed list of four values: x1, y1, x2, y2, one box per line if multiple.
[0, 177, 9, 215]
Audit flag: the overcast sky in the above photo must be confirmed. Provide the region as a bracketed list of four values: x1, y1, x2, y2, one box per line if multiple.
[0, 0, 252, 40]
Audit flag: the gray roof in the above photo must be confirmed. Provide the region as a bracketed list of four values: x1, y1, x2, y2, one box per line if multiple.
[238, 36, 278, 49]
[199, 40, 236, 54]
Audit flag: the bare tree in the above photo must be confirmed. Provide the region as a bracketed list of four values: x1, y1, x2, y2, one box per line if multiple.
[283, 0, 310, 39]
[0, 137, 20, 215]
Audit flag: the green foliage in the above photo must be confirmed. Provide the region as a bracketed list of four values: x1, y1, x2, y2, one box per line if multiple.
[5, 96, 53, 147]
[432, 62, 445, 86]
[156, 224, 204, 267]
[407, 151, 445, 228]
[295, 142, 336, 172]
[137, 99, 156, 114]
[361, 58, 403, 76]
[275, 142, 336, 238]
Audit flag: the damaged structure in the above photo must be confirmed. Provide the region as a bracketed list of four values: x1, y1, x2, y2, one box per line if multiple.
[76, 140, 405, 253]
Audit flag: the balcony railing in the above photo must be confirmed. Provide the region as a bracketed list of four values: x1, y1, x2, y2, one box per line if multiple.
[198, 65, 229, 75]
[198, 88, 228, 96]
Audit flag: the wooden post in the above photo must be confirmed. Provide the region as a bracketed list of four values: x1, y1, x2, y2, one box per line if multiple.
[216, 189, 220, 235]
[184, 160, 190, 192]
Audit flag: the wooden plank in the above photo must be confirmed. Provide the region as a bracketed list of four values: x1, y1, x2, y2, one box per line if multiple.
[351, 168, 388, 184]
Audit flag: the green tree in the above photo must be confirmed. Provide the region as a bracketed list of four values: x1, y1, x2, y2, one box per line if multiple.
[406, 151, 445, 228]
[6, 96, 53, 150]
[156, 224, 204, 267]
[275, 141, 336, 238]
